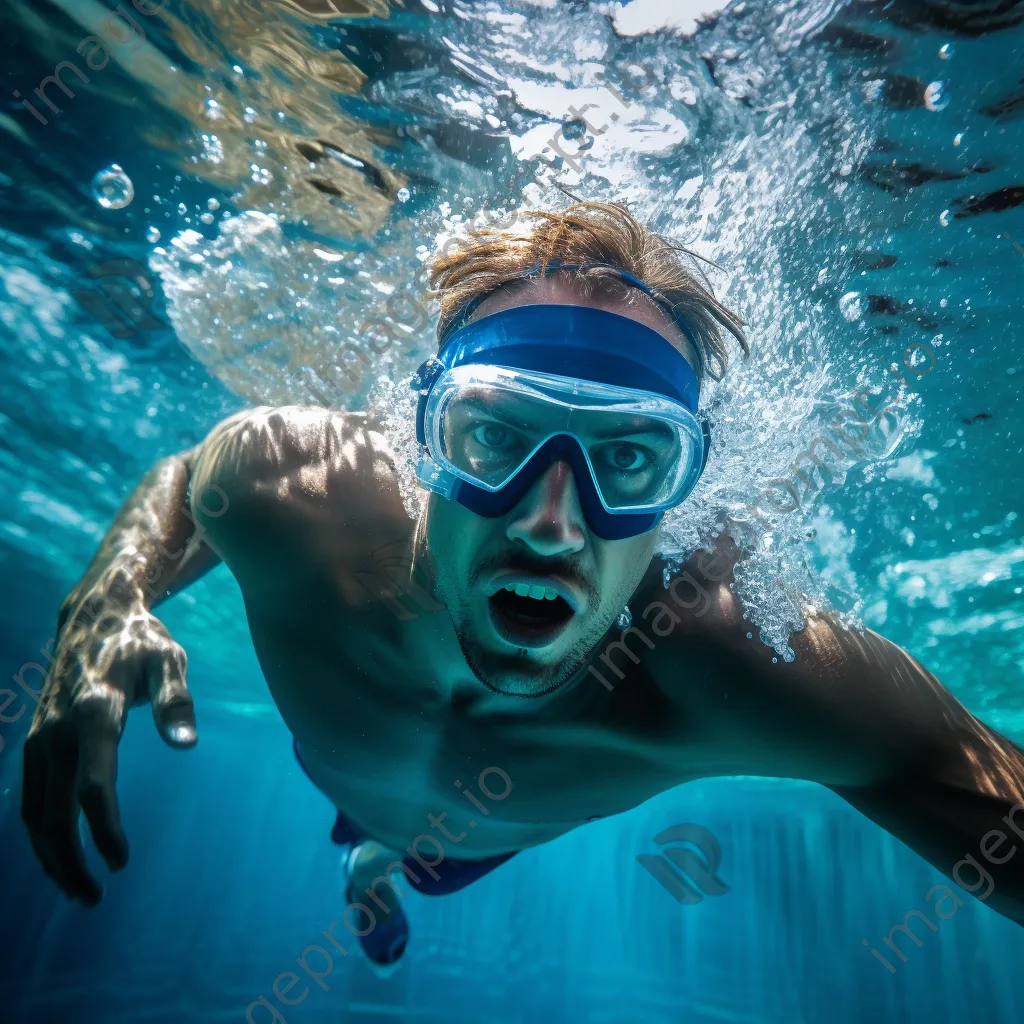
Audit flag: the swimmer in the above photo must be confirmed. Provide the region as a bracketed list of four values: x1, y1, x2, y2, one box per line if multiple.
[22, 201, 1024, 966]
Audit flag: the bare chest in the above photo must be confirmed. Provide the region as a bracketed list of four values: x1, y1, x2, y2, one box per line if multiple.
[250, 600, 696, 855]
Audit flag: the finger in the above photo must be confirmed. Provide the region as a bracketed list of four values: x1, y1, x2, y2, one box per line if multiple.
[39, 734, 102, 906]
[23, 733, 64, 885]
[146, 644, 197, 748]
[28, 824, 69, 894]
[29, 839, 60, 885]
[21, 732, 47, 836]
[76, 709, 129, 872]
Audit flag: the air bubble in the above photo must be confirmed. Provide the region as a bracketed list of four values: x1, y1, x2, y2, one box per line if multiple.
[397, 187, 410, 203]
[924, 81, 949, 112]
[91, 164, 135, 209]
[146, 225, 161, 243]
[939, 209, 951, 227]
[938, 43, 954, 60]
[207, 198, 220, 211]
[839, 291, 863, 322]
[177, 202, 187, 215]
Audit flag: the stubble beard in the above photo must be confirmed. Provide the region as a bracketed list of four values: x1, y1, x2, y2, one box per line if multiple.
[450, 607, 606, 698]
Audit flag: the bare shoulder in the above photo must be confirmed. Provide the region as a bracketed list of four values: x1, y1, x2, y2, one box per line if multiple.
[634, 534, 887, 690]
[634, 535, 972, 782]
[189, 405, 412, 571]
[192, 405, 395, 497]
[632, 536, 744, 644]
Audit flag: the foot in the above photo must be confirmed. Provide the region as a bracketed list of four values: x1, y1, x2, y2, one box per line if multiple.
[344, 841, 410, 969]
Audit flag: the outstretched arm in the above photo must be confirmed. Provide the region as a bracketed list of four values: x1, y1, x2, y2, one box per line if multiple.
[61, 445, 221, 624]
[648, 541, 1024, 928]
[21, 436, 224, 905]
[820, 627, 1024, 927]
[22, 404, 390, 906]
[776, 621, 1024, 924]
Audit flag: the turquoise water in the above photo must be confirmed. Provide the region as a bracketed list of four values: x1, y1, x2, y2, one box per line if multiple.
[2, 0, 1024, 1020]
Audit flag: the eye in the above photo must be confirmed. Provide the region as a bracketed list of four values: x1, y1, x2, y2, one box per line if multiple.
[471, 423, 510, 448]
[597, 443, 653, 472]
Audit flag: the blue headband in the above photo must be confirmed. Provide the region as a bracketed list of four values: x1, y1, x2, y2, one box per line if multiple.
[428, 302, 700, 412]
[439, 259, 703, 378]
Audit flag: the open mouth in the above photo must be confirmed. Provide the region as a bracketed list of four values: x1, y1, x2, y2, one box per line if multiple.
[488, 583, 576, 648]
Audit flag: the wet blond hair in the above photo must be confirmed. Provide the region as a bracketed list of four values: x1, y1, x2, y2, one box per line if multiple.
[426, 200, 748, 381]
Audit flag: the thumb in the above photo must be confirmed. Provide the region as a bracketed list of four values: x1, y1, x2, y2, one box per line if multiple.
[145, 642, 197, 748]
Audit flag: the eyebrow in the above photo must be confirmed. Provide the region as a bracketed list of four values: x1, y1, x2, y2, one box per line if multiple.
[583, 418, 678, 444]
[459, 397, 677, 445]
[457, 395, 548, 433]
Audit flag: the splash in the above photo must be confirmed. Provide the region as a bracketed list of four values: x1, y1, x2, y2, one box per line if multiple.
[151, 210, 433, 407]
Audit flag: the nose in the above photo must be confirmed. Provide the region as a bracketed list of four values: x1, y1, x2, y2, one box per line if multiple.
[505, 460, 586, 557]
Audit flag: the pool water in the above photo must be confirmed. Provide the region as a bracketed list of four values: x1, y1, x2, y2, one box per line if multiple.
[2, 0, 1023, 1021]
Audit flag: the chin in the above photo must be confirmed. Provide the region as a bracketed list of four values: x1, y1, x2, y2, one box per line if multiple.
[457, 628, 584, 698]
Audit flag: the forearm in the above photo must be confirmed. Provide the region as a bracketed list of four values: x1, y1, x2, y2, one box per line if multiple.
[61, 448, 222, 624]
[25, 454, 216, 907]
[832, 717, 1024, 927]
[749, 611, 1024, 926]
[850, 634, 1024, 925]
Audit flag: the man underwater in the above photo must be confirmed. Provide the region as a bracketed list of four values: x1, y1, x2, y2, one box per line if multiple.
[22, 201, 1024, 968]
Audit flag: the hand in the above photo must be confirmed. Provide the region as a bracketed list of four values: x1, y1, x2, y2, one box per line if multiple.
[21, 590, 197, 905]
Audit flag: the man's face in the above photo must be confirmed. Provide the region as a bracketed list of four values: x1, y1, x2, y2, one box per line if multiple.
[424, 276, 698, 698]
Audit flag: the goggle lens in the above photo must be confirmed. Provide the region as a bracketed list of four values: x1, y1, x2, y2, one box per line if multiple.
[432, 371, 700, 511]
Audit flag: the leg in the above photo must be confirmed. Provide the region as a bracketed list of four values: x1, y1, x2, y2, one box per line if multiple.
[348, 840, 409, 920]
[345, 840, 411, 968]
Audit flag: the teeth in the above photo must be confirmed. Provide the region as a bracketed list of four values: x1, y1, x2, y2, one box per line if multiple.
[503, 582, 560, 601]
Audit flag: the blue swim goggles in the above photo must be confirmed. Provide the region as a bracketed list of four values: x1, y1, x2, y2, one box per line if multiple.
[412, 303, 709, 540]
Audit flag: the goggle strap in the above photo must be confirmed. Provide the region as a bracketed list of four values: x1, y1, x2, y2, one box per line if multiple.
[699, 416, 712, 476]
[411, 357, 447, 445]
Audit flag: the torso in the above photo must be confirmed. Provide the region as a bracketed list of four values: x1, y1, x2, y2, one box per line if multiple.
[243, 534, 708, 856]
[192, 407, 895, 858]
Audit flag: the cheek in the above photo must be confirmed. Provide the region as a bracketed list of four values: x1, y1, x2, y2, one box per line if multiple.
[427, 497, 496, 571]
[599, 536, 657, 594]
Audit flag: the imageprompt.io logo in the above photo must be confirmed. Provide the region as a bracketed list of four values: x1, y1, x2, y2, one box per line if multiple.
[637, 824, 729, 905]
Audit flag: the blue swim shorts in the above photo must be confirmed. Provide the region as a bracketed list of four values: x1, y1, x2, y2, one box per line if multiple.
[292, 738, 517, 896]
